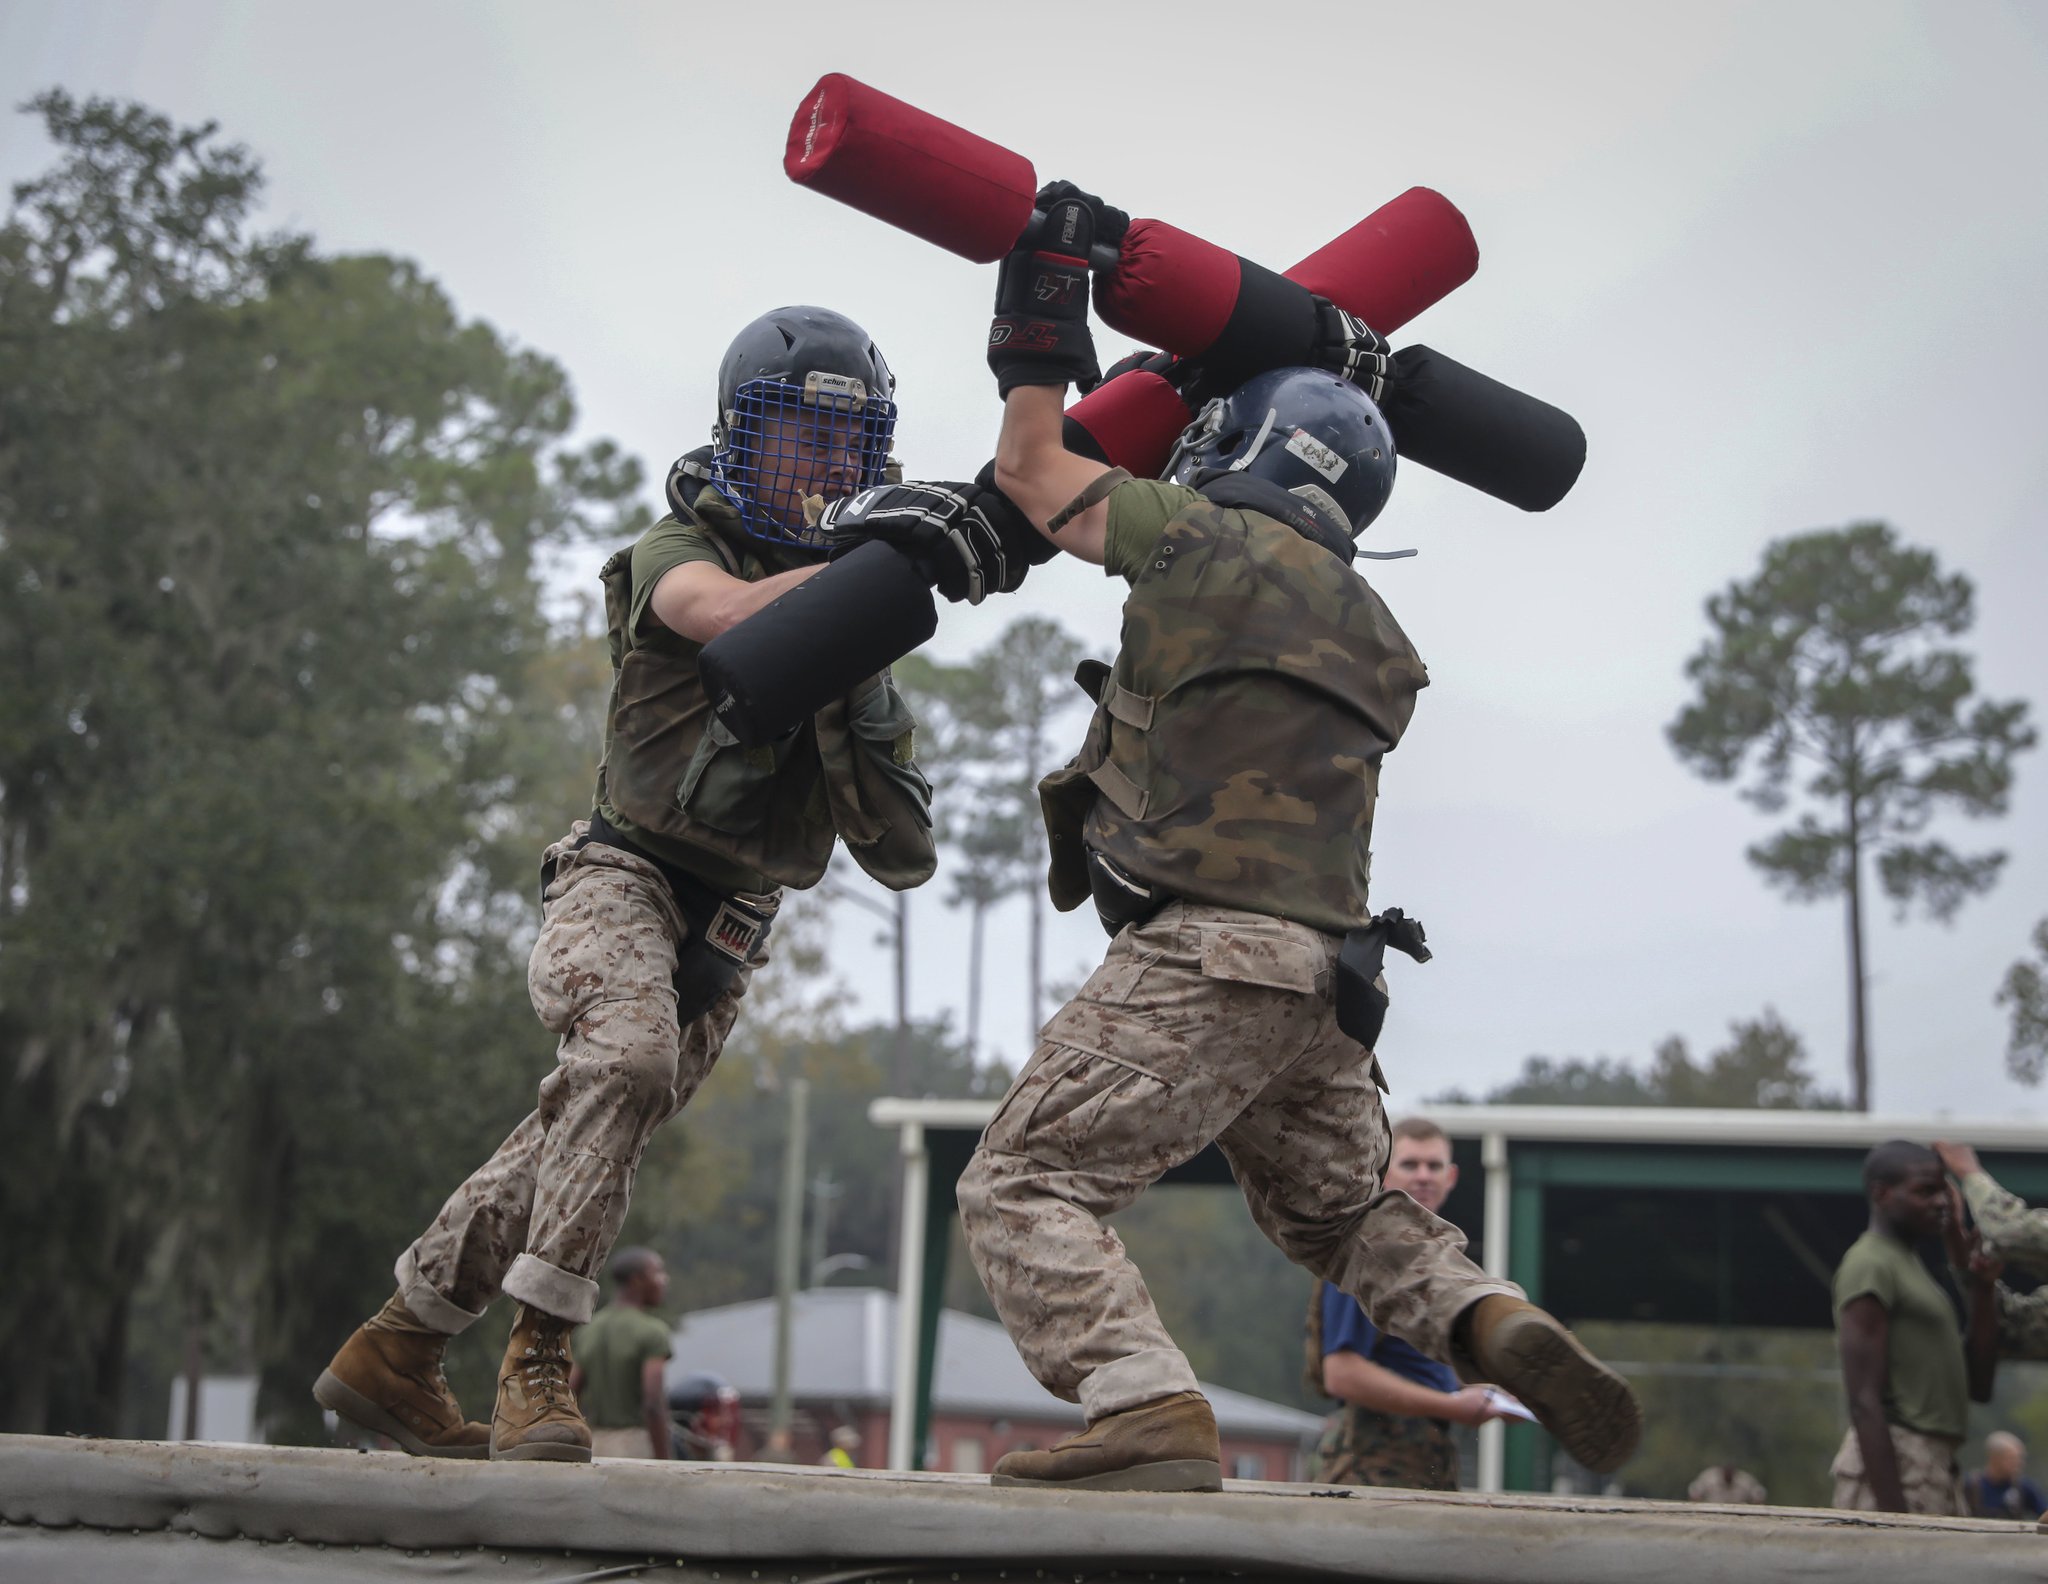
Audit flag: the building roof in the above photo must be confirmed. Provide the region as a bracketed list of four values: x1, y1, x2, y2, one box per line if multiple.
[665, 1287, 1325, 1440]
[868, 1098, 2048, 1150]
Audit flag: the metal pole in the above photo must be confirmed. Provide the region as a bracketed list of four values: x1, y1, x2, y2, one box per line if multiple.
[767, 1076, 809, 1458]
[806, 1174, 835, 1288]
[886, 1120, 928, 1472]
[1478, 1130, 1510, 1494]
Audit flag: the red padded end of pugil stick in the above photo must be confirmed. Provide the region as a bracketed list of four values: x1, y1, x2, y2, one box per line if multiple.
[1093, 219, 1244, 358]
[1064, 371, 1198, 477]
[1287, 187, 1478, 335]
[784, 74, 1039, 263]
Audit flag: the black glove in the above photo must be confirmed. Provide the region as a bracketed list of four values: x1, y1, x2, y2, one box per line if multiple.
[1309, 295, 1394, 406]
[817, 480, 1038, 605]
[989, 186, 1106, 397]
[1030, 179, 1130, 262]
[1098, 347, 1190, 389]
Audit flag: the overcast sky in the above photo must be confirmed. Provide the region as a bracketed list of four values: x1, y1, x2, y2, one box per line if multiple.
[5, 1, 2045, 1120]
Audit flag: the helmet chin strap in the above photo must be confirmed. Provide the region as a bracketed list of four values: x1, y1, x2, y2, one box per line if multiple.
[1226, 405, 1282, 472]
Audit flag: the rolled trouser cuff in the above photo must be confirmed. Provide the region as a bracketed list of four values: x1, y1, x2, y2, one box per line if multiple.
[1079, 1347, 1201, 1422]
[502, 1252, 599, 1325]
[393, 1246, 487, 1336]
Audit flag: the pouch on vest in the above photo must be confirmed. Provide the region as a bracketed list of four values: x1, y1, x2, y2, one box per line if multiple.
[815, 673, 937, 890]
[1334, 907, 1432, 1050]
[1038, 660, 1118, 914]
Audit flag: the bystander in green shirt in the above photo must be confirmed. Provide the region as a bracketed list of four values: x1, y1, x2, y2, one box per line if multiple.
[1832, 1228, 1968, 1440]
[573, 1303, 673, 1431]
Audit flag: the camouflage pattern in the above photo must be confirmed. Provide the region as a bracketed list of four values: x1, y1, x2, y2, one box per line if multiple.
[1993, 1280, 2048, 1360]
[399, 827, 769, 1328]
[589, 1427, 660, 1459]
[956, 899, 1519, 1423]
[1311, 1404, 1460, 1491]
[597, 501, 935, 893]
[1829, 1423, 1969, 1517]
[1949, 1171, 2048, 1360]
[1038, 494, 1428, 937]
[1962, 1170, 2048, 1274]
[1687, 1464, 1768, 1504]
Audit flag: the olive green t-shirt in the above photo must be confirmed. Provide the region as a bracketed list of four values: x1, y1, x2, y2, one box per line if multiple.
[625, 514, 739, 635]
[1832, 1228, 1969, 1440]
[572, 1302, 673, 1431]
[1101, 478, 1199, 585]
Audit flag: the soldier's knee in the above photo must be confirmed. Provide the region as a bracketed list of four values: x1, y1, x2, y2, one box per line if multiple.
[582, 1001, 683, 1113]
[956, 1149, 1010, 1241]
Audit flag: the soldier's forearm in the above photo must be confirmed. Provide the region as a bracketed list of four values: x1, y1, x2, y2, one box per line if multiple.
[1324, 1353, 1463, 1420]
[1848, 1401, 1906, 1512]
[1997, 1279, 2048, 1360]
[644, 1401, 672, 1459]
[1962, 1171, 2048, 1268]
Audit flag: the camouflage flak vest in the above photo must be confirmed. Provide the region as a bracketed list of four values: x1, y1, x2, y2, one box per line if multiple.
[1039, 494, 1428, 936]
[596, 492, 936, 892]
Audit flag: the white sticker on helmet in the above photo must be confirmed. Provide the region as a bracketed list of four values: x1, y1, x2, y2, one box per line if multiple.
[1285, 428, 1348, 482]
[804, 371, 869, 409]
[1289, 483, 1353, 534]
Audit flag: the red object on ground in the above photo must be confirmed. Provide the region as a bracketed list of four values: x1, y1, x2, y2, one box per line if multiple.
[784, 74, 1038, 263]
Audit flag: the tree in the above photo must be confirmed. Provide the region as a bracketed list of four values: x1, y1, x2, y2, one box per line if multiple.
[1998, 918, 2048, 1086]
[895, 652, 1035, 1060]
[0, 92, 644, 1437]
[897, 619, 1090, 1056]
[1667, 523, 2033, 1110]
[1458, 1010, 1840, 1109]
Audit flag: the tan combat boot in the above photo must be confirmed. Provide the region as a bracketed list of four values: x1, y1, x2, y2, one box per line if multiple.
[313, 1294, 491, 1458]
[491, 1302, 592, 1462]
[1461, 1295, 1641, 1474]
[991, 1391, 1222, 1492]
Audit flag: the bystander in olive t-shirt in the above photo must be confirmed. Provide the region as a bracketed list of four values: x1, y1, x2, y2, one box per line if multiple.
[1100, 479, 1198, 585]
[1832, 1228, 1968, 1440]
[573, 1303, 674, 1431]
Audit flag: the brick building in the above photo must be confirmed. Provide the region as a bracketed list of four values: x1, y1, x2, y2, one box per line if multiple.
[665, 1287, 1323, 1478]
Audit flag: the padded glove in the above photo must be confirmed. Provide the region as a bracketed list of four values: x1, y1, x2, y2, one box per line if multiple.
[989, 185, 1109, 397]
[1309, 295, 1394, 406]
[818, 480, 1039, 604]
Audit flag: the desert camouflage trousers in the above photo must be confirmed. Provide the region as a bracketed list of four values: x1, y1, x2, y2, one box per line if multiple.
[958, 901, 1519, 1423]
[1312, 1404, 1460, 1491]
[397, 823, 771, 1330]
[1829, 1424, 1968, 1517]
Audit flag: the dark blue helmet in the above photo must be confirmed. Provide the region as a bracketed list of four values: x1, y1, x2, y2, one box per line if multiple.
[1164, 367, 1397, 551]
[709, 306, 898, 552]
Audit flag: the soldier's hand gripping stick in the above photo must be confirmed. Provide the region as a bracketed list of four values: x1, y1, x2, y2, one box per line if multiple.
[787, 73, 1586, 513]
[987, 184, 1117, 396]
[698, 468, 1050, 746]
[697, 538, 938, 748]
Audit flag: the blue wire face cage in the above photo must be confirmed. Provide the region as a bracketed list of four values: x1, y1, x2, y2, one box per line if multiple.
[710, 370, 899, 551]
